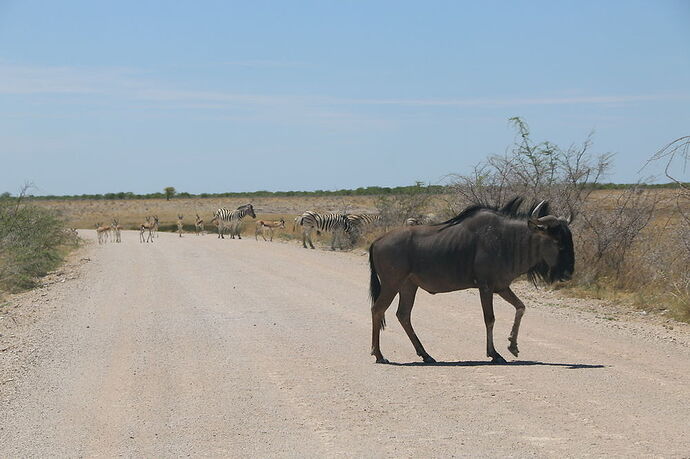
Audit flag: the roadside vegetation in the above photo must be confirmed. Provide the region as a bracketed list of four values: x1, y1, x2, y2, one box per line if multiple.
[365, 119, 689, 322]
[0, 187, 79, 294]
[4, 121, 687, 322]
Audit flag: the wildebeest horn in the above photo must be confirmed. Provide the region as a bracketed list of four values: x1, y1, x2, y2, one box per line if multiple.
[537, 215, 559, 226]
[531, 200, 546, 219]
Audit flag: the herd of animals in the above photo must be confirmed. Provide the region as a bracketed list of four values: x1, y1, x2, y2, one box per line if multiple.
[92, 198, 576, 364]
[94, 203, 433, 249]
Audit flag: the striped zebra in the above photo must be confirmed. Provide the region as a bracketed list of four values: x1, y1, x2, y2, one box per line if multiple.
[297, 211, 355, 250]
[346, 213, 381, 229]
[213, 204, 256, 239]
[404, 214, 438, 226]
[345, 213, 382, 239]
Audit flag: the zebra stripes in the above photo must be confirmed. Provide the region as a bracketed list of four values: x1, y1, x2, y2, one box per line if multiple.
[214, 204, 257, 239]
[297, 211, 355, 250]
[345, 213, 381, 229]
[404, 214, 437, 226]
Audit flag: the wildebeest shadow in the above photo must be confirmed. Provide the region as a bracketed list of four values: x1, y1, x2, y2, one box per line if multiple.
[387, 360, 606, 370]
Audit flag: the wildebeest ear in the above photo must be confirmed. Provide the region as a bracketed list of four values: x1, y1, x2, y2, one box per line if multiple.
[528, 219, 547, 232]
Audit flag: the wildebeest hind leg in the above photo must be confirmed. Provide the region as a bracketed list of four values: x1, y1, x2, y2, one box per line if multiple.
[480, 288, 506, 363]
[396, 281, 435, 363]
[371, 288, 397, 364]
[497, 288, 525, 357]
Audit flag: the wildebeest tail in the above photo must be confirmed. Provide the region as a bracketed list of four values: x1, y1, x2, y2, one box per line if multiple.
[369, 244, 381, 305]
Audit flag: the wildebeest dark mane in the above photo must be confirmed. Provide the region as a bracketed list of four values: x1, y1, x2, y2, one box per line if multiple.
[438, 197, 550, 229]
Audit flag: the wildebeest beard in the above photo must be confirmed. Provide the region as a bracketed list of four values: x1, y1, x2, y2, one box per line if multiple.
[527, 227, 575, 285]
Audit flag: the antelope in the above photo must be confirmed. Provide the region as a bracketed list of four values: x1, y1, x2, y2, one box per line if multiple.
[139, 216, 156, 243]
[177, 214, 184, 237]
[111, 218, 122, 243]
[95, 222, 110, 244]
[255, 218, 285, 242]
[195, 213, 204, 235]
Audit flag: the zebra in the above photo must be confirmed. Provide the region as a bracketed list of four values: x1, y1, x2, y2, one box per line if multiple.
[345, 213, 382, 240]
[346, 213, 381, 229]
[297, 211, 355, 250]
[404, 214, 438, 226]
[213, 204, 257, 239]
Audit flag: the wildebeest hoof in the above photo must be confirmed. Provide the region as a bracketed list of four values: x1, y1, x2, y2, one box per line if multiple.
[491, 355, 507, 364]
[508, 345, 519, 357]
[422, 355, 436, 363]
[375, 357, 390, 364]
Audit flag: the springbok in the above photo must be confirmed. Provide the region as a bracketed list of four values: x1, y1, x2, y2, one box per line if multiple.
[195, 213, 204, 235]
[152, 215, 160, 238]
[255, 218, 285, 241]
[368, 197, 574, 364]
[111, 218, 122, 243]
[95, 222, 110, 244]
[177, 215, 184, 237]
[139, 216, 156, 243]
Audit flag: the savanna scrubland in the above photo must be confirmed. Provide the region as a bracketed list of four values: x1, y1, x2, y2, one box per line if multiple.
[2, 121, 688, 321]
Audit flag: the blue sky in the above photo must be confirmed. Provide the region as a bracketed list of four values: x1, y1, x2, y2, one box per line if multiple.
[1, 1, 688, 195]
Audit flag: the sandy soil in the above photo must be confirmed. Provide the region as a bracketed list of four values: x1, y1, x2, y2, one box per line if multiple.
[1, 230, 689, 457]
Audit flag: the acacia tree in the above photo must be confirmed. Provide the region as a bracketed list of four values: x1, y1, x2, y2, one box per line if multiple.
[164, 187, 176, 201]
[449, 117, 612, 217]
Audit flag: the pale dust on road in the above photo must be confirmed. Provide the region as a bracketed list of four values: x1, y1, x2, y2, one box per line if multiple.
[1, 230, 689, 457]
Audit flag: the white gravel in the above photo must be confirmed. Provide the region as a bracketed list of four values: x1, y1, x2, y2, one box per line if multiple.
[1, 230, 689, 457]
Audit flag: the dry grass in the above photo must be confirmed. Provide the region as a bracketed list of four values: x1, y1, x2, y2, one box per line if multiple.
[32, 196, 381, 230]
[30, 189, 690, 322]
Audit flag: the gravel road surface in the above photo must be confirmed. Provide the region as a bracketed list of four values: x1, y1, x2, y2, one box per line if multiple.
[1, 230, 689, 457]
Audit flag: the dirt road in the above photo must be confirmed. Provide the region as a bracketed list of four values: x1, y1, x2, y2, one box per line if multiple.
[1, 230, 689, 457]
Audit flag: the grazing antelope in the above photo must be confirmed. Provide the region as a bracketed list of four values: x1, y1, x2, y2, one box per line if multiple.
[213, 204, 256, 239]
[95, 222, 110, 244]
[177, 214, 184, 237]
[296, 211, 355, 250]
[255, 218, 285, 242]
[139, 216, 156, 243]
[111, 219, 122, 243]
[195, 213, 204, 235]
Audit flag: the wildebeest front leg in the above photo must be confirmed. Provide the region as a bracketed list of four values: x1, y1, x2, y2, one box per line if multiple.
[498, 288, 525, 357]
[479, 288, 506, 363]
[396, 281, 435, 363]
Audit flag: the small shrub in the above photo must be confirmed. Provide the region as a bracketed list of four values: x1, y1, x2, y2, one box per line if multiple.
[0, 189, 76, 293]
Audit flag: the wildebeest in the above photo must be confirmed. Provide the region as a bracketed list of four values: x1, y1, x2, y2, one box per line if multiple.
[368, 197, 574, 364]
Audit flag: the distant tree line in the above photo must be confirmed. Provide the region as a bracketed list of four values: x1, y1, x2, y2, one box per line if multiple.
[2, 182, 685, 201]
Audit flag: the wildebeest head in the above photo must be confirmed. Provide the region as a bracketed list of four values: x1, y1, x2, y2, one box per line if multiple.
[527, 201, 575, 284]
